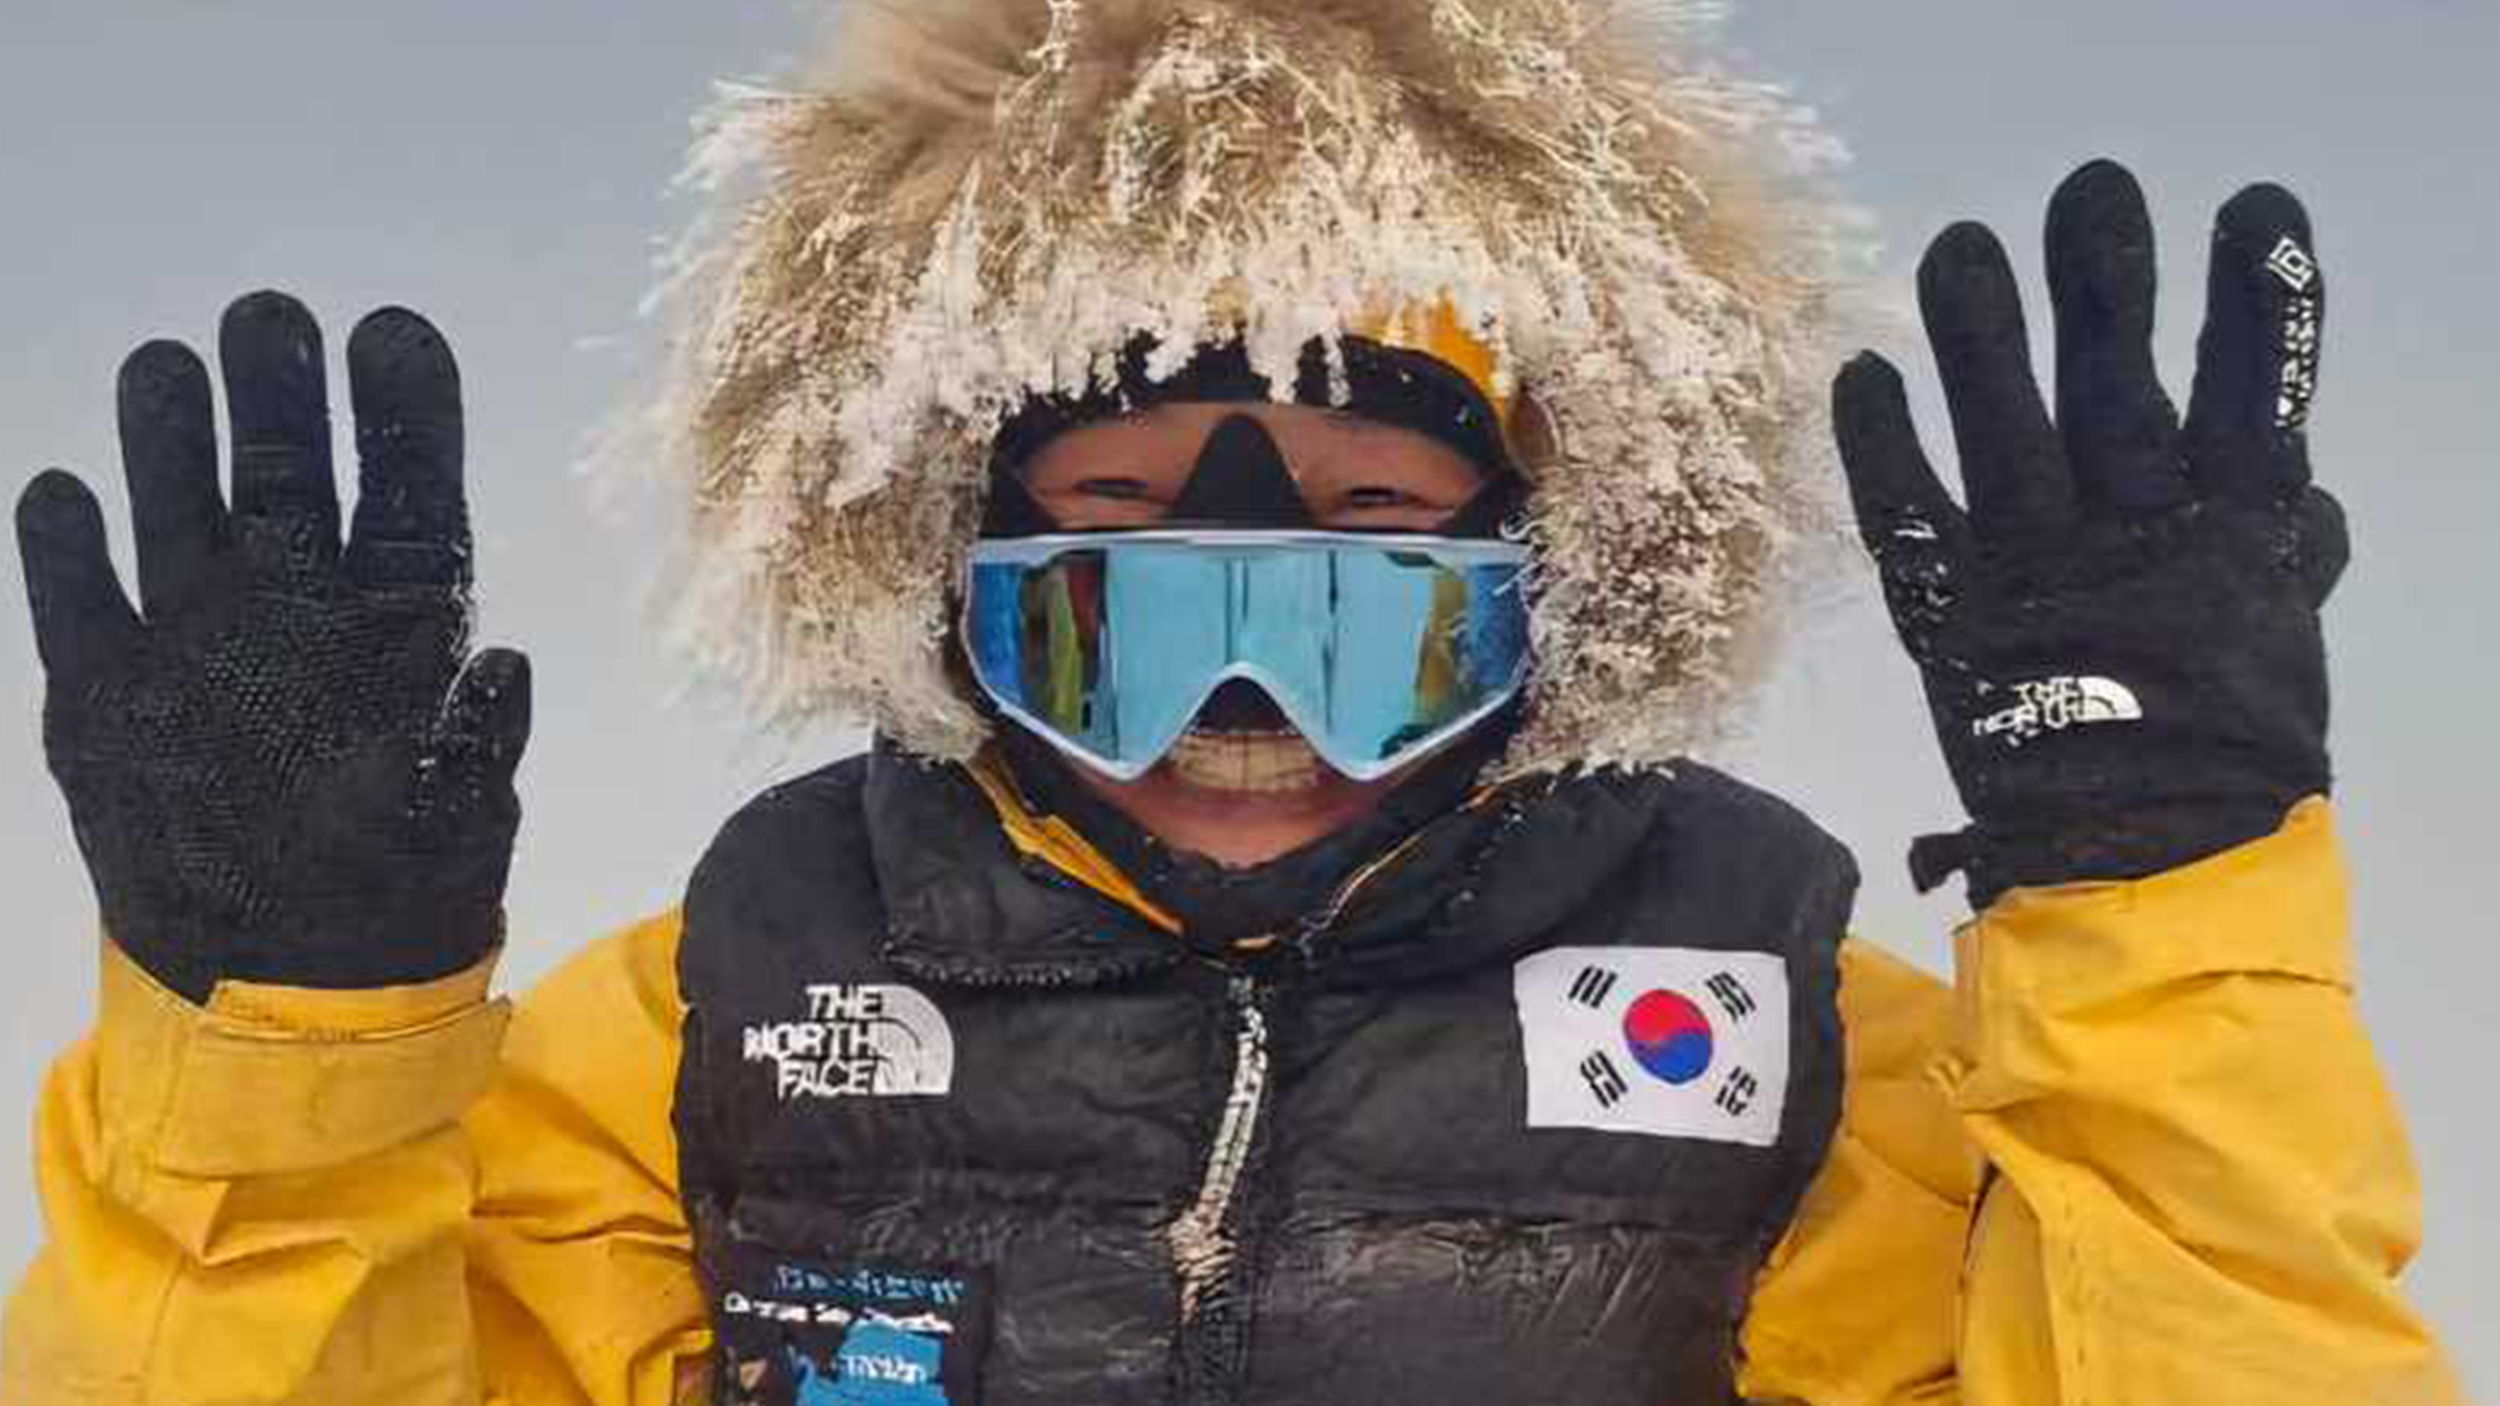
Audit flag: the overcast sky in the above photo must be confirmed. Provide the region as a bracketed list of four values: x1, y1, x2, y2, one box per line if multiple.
[2, 0, 2492, 1389]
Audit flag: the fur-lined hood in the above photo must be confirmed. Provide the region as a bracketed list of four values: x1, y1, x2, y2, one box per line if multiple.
[640, 0, 1846, 776]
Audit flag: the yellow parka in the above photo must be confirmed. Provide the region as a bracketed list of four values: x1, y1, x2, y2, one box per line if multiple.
[0, 797, 2461, 1404]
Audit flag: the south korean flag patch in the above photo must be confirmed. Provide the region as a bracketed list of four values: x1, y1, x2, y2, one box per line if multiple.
[1513, 947, 1789, 1147]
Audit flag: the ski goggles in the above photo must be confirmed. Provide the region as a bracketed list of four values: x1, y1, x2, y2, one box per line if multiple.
[963, 530, 1533, 782]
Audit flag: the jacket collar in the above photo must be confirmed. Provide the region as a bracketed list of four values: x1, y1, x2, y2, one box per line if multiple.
[861, 741, 1669, 990]
[861, 743, 1184, 988]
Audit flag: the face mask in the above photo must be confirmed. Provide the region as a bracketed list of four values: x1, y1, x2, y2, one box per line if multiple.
[963, 529, 1531, 782]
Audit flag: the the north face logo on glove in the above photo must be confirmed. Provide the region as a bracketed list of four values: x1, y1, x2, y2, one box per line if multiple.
[1970, 675, 2144, 747]
[742, 984, 956, 1101]
[1514, 947, 1790, 1146]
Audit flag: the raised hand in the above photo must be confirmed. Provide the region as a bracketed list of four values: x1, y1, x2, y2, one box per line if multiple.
[15, 292, 530, 1002]
[1836, 160, 2346, 906]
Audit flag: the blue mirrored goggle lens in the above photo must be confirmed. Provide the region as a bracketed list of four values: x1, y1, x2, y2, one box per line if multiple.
[965, 535, 1531, 781]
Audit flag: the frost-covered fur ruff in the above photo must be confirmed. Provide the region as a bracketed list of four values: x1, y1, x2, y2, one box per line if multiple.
[643, 0, 1847, 776]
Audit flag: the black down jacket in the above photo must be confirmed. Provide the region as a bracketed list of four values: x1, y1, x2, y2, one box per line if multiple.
[674, 746, 1855, 1405]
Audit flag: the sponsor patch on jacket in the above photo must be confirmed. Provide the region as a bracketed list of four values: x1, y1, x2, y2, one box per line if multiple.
[1513, 947, 1789, 1146]
[741, 983, 956, 1101]
[714, 1247, 992, 1405]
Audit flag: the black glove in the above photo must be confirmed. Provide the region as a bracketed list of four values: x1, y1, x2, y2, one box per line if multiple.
[14, 292, 531, 1003]
[1835, 160, 2346, 908]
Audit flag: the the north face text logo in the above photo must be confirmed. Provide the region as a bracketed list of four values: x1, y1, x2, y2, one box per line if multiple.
[1971, 675, 2143, 748]
[743, 984, 956, 1100]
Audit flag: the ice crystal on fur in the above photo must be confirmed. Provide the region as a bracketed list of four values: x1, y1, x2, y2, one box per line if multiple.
[636, 0, 1849, 775]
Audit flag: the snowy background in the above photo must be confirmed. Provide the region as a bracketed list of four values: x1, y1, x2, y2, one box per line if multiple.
[1, 0, 2491, 1390]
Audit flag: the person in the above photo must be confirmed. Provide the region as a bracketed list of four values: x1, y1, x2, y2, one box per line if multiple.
[0, 1, 2462, 1402]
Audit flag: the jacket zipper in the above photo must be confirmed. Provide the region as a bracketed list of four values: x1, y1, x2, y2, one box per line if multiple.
[1166, 827, 1446, 1400]
[1169, 975, 1272, 1323]
[1168, 975, 1272, 1403]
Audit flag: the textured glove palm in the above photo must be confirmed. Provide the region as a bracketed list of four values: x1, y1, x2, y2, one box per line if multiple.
[15, 293, 530, 1003]
[1837, 162, 2346, 907]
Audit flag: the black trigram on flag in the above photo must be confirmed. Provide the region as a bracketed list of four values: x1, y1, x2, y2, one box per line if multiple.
[1705, 971, 1757, 1022]
[1715, 1066, 1760, 1117]
[1580, 1050, 1631, 1108]
[1568, 966, 1620, 1009]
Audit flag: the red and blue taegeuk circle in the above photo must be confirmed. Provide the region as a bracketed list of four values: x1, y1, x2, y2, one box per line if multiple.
[1622, 990, 1714, 1086]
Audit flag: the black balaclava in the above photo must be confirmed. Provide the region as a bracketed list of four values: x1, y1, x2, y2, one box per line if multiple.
[980, 335, 1530, 949]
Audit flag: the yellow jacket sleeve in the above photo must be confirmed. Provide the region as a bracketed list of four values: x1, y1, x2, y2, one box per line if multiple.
[1741, 800, 2463, 1404]
[1, 914, 708, 1406]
